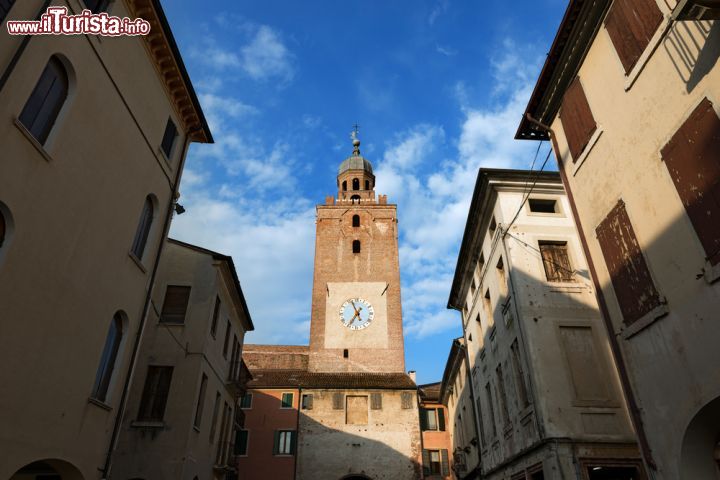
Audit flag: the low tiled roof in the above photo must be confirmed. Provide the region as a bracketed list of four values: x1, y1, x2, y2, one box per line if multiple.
[242, 344, 309, 371]
[243, 344, 309, 353]
[248, 370, 417, 390]
[418, 382, 441, 402]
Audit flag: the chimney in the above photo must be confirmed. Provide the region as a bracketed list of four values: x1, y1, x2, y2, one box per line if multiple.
[408, 370, 416, 383]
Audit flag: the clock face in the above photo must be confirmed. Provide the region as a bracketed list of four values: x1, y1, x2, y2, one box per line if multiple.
[339, 298, 374, 330]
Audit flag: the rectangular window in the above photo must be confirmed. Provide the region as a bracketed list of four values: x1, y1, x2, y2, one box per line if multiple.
[1, 0, 16, 23]
[496, 256, 508, 296]
[604, 0, 663, 74]
[193, 373, 208, 428]
[159, 285, 191, 324]
[234, 429, 249, 456]
[370, 392, 382, 410]
[209, 392, 221, 442]
[160, 117, 178, 159]
[496, 364, 510, 425]
[281, 392, 294, 409]
[19, 57, 68, 144]
[485, 382, 497, 437]
[476, 396, 486, 446]
[661, 98, 720, 266]
[596, 200, 663, 325]
[421, 407, 445, 431]
[273, 430, 296, 455]
[137, 366, 173, 421]
[422, 449, 445, 475]
[510, 340, 530, 408]
[332, 392, 344, 410]
[559, 77, 597, 160]
[559, 326, 611, 403]
[222, 320, 231, 358]
[240, 393, 253, 409]
[346, 395, 369, 425]
[539, 241, 574, 282]
[483, 289, 492, 317]
[210, 296, 221, 338]
[470, 277, 477, 297]
[215, 402, 229, 463]
[401, 391, 414, 409]
[301, 394, 313, 410]
[528, 198, 558, 213]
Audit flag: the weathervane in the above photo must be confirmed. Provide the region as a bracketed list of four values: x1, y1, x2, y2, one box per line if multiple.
[351, 123, 361, 155]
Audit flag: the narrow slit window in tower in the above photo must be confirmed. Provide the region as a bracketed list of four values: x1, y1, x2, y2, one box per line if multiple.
[352, 215, 360, 227]
[352, 240, 361, 253]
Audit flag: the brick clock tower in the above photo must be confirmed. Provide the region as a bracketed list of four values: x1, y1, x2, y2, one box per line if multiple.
[308, 134, 406, 373]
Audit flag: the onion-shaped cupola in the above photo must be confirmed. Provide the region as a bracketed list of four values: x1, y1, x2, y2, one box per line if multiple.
[337, 130, 376, 203]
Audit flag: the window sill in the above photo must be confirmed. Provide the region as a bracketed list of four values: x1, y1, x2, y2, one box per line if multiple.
[619, 301, 670, 340]
[128, 251, 148, 273]
[88, 397, 112, 411]
[130, 420, 166, 429]
[704, 260, 720, 284]
[624, 15, 673, 92]
[571, 127, 603, 177]
[14, 117, 53, 163]
[158, 146, 174, 168]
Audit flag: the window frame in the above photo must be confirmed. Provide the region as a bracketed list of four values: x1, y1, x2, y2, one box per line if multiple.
[136, 365, 173, 422]
[301, 393, 313, 410]
[280, 392, 294, 409]
[159, 285, 192, 324]
[538, 240, 576, 283]
[193, 373, 208, 429]
[235, 428, 249, 456]
[240, 392, 253, 409]
[130, 195, 155, 262]
[1, 0, 16, 25]
[160, 117, 178, 161]
[559, 76, 598, 162]
[274, 430, 296, 456]
[90, 312, 124, 403]
[18, 56, 70, 145]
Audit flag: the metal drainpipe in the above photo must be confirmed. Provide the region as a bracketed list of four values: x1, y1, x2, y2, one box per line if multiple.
[458, 328, 483, 478]
[524, 113, 657, 475]
[293, 387, 301, 480]
[101, 128, 199, 479]
[499, 227, 546, 440]
[0, 0, 52, 94]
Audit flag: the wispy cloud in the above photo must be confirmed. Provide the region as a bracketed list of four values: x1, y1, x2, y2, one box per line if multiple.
[241, 25, 295, 83]
[428, 0, 450, 25]
[435, 44, 458, 56]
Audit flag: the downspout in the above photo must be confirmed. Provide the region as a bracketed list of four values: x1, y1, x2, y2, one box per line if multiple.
[457, 330, 482, 478]
[0, 0, 52, 94]
[101, 129, 199, 479]
[524, 114, 657, 473]
[416, 390, 426, 479]
[293, 387, 301, 480]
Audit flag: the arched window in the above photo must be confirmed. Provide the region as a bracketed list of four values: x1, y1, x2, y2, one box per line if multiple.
[342, 181, 347, 192]
[352, 178, 360, 190]
[352, 240, 361, 253]
[365, 180, 370, 190]
[352, 215, 360, 227]
[92, 312, 124, 402]
[351, 195, 360, 204]
[19, 56, 69, 144]
[131, 196, 154, 260]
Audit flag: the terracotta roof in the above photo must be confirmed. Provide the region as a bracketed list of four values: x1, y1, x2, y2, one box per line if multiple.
[243, 344, 309, 353]
[418, 382, 442, 402]
[248, 370, 417, 390]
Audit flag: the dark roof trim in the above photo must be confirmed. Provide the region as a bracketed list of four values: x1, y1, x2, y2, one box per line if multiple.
[151, 0, 213, 143]
[447, 168, 561, 310]
[440, 337, 465, 403]
[515, 0, 611, 141]
[168, 238, 254, 330]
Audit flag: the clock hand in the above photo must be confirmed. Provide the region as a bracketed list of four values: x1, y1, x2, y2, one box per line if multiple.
[350, 301, 361, 317]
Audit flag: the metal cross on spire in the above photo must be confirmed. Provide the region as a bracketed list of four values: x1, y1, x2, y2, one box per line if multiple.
[351, 123, 361, 155]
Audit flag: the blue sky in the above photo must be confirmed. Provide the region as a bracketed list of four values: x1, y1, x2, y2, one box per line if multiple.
[166, 0, 563, 384]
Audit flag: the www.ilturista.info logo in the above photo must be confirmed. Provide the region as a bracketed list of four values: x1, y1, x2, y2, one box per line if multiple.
[6, 6, 151, 36]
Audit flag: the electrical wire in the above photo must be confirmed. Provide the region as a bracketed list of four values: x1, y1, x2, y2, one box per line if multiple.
[504, 146, 554, 232]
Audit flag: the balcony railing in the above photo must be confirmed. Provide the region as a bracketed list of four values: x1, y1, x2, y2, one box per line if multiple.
[226, 360, 251, 397]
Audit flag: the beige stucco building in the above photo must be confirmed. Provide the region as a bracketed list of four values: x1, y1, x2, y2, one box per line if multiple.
[111, 239, 254, 480]
[516, 1, 720, 478]
[445, 169, 644, 479]
[0, 1, 210, 478]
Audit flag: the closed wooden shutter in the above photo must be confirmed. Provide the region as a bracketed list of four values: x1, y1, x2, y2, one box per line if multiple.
[596, 200, 662, 324]
[605, 0, 663, 73]
[332, 392, 344, 410]
[437, 408, 446, 431]
[345, 396, 368, 425]
[160, 285, 191, 323]
[559, 77, 597, 161]
[137, 366, 173, 421]
[401, 391, 413, 409]
[441, 449, 450, 476]
[370, 392, 382, 410]
[422, 450, 431, 476]
[419, 408, 429, 430]
[539, 241, 574, 282]
[661, 98, 720, 266]
[272, 431, 280, 454]
[559, 326, 611, 402]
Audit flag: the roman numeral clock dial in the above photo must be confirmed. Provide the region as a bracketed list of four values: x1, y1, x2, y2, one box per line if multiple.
[339, 298, 374, 330]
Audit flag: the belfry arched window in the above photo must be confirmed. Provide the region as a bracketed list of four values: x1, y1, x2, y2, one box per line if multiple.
[19, 56, 70, 144]
[352, 215, 360, 227]
[352, 178, 360, 190]
[352, 240, 361, 253]
[365, 180, 370, 190]
[342, 181, 347, 192]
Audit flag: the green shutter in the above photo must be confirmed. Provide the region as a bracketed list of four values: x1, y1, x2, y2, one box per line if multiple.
[420, 408, 428, 431]
[422, 449, 431, 476]
[441, 449, 449, 476]
[273, 431, 280, 455]
[290, 430, 297, 454]
[438, 408, 446, 431]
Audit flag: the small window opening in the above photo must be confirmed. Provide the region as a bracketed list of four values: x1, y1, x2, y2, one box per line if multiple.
[352, 240, 361, 253]
[489, 216, 497, 232]
[365, 180, 370, 190]
[352, 178, 360, 190]
[343, 349, 349, 358]
[351, 195, 361, 204]
[470, 278, 477, 297]
[342, 180, 347, 191]
[352, 215, 360, 227]
[528, 198, 557, 213]
[483, 289, 491, 315]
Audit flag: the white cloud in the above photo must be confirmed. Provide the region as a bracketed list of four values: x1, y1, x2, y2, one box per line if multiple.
[428, 0, 449, 25]
[241, 25, 295, 83]
[435, 44, 458, 57]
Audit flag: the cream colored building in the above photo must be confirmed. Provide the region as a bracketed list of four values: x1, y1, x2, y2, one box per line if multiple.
[111, 239, 254, 480]
[516, 1, 720, 478]
[445, 169, 643, 479]
[0, 1, 211, 478]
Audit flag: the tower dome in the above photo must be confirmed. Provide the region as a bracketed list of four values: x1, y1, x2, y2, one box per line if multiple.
[337, 130, 376, 203]
[338, 137, 373, 175]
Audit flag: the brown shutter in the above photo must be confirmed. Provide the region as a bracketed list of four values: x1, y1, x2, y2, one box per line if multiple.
[332, 392, 344, 410]
[605, 0, 663, 73]
[559, 77, 597, 161]
[661, 98, 720, 266]
[540, 242, 574, 282]
[370, 392, 382, 410]
[596, 200, 662, 325]
[401, 391, 413, 409]
[160, 286, 191, 323]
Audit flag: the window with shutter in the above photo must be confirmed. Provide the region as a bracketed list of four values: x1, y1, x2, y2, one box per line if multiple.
[438, 407, 446, 431]
[234, 429, 249, 456]
[370, 392, 382, 410]
[485, 382, 497, 437]
[496, 364, 510, 425]
[209, 392, 221, 442]
[559, 77, 597, 161]
[160, 117, 178, 159]
[0, 1, 15, 25]
[274, 430, 295, 455]
[510, 339, 530, 408]
[131, 196, 154, 260]
[346, 395, 369, 425]
[137, 366, 173, 421]
[332, 392, 344, 410]
[596, 200, 663, 325]
[604, 0, 663, 74]
[301, 394, 313, 410]
[19, 56, 69, 144]
[539, 241, 574, 282]
[240, 393, 253, 409]
[193, 374, 208, 428]
[281, 392, 293, 409]
[159, 286, 191, 324]
[661, 98, 720, 266]
[401, 391, 413, 409]
[91, 312, 124, 402]
[222, 321, 231, 357]
[422, 449, 431, 476]
[210, 296, 221, 337]
[441, 449, 450, 477]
